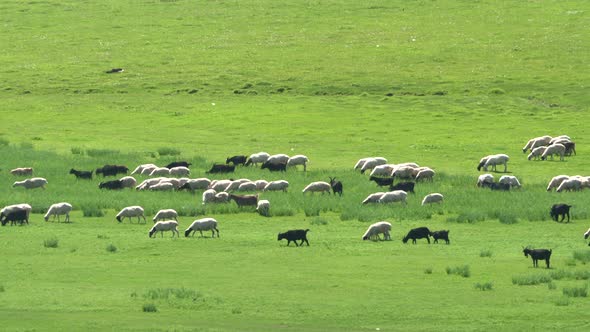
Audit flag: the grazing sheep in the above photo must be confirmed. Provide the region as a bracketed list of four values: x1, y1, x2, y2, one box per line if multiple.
[99, 179, 123, 190]
[478, 154, 509, 172]
[278, 229, 310, 246]
[184, 218, 219, 237]
[523, 247, 552, 268]
[362, 192, 386, 204]
[266, 154, 290, 165]
[488, 182, 511, 191]
[257, 200, 270, 217]
[329, 177, 343, 196]
[402, 227, 431, 244]
[237, 181, 257, 191]
[389, 182, 415, 194]
[415, 168, 435, 182]
[550, 204, 571, 222]
[584, 228, 590, 240]
[229, 193, 259, 207]
[150, 182, 175, 191]
[149, 220, 180, 238]
[541, 143, 566, 161]
[140, 165, 158, 175]
[213, 192, 230, 203]
[131, 164, 157, 175]
[286, 154, 309, 171]
[362, 221, 392, 241]
[178, 178, 211, 191]
[245, 152, 270, 166]
[149, 167, 170, 176]
[10, 167, 33, 176]
[522, 136, 550, 153]
[369, 176, 394, 187]
[224, 179, 252, 192]
[202, 189, 218, 204]
[421, 193, 443, 206]
[13, 177, 48, 190]
[207, 164, 235, 174]
[499, 175, 521, 188]
[135, 177, 166, 191]
[263, 180, 289, 192]
[165, 161, 191, 169]
[152, 209, 178, 222]
[360, 157, 388, 174]
[169, 166, 190, 177]
[391, 165, 416, 180]
[226, 155, 247, 166]
[354, 158, 370, 170]
[119, 176, 138, 189]
[261, 161, 287, 172]
[1, 209, 29, 226]
[96, 164, 128, 177]
[209, 179, 232, 192]
[255, 180, 269, 190]
[302, 181, 332, 195]
[527, 146, 547, 161]
[546, 175, 570, 191]
[116, 206, 146, 223]
[556, 178, 582, 192]
[477, 174, 494, 187]
[378, 190, 408, 204]
[430, 230, 450, 244]
[44, 202, 73, 223]
[69, 168, 92, 179]
[549, 135, 570, 145]
[563, 142, 576, 156]
[0, 204, 32, 226]
[369, 164, 397, 177]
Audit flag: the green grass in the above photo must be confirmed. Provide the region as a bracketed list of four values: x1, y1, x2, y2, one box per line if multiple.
[1, 0, 590, 330]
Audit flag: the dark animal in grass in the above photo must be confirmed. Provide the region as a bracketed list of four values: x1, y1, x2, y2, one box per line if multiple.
[483, 182, 510, 191]
[550, 204, 572, 222]
[228, 193, 258, 207]
[69, 168, 92, 179]
[105, 68, 124, 73]
[329, 177, 343, 196]
[430, 230, 450, 244]
[96, 164, 128, 177]
[584, 228, 590, 245]
[278, 229, 310, 246]
[261, 161, 287, 172]
[226, 155, 247, 166]
[1, 209, 28, 226]
[563, 142, 576, 156]
[402, 227, 431, 244]
[389, 181, 415, 193]
[523, 247, 552, 268]
[369, 176, 394, 187]
[99, 179, 124, 190]
[206, 164, 235, 174]
[165, 161, 192, 169]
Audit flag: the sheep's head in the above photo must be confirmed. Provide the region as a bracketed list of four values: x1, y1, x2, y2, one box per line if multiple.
[476, 161, 485, 171]
[184, 229, 192, 237]
[116, 215, 122, 222]
[149, 227, 157, 238]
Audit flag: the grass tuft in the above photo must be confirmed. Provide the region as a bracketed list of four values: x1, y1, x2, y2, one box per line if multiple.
[512, 273, 552, 286]
[554, 296, 571, 306]
[43, 237, 59, 248]
[142, 303, 158, 313]
[562, 286, 587, 298]
[480, 250, 493, 258]
[474, 282, 493, 291]
[157, 147, 181, 156]
[424, 267, 433, 274]
[87, 148, 119, 157]
[572, 250, 590, 264]
[446, 265, 470, 278]
[106, 244, 117, 253]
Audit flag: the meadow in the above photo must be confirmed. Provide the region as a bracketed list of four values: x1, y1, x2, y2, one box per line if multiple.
[1, 0, 590, 331]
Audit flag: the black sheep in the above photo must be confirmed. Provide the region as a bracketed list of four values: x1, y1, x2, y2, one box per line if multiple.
[1, 209, 29, 226]
[278, 229, 310, 246]
[99, 180, 124, 190]
[430, 230, 450, 244]
[165, 161, 192, 169]
[69, 168, 93, 179]
[261, 161, 287, 172]
[369, 176, 394, 187]
[329, 177, 343, 196]
[550, 204, 572, 222]
[402, 227, 431, 244]
[226, 155, 247, 166]
[206, 164, 235, 174]
[485, 182, 510, 191]
[96, 164, 128, 177]
[523, 247, 552, 268]
[389, 181, 415, 193]
[563, 142, 576, 156]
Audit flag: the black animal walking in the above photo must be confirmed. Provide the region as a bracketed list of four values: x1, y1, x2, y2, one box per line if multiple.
[96, 164, 128, 177]
[69, 168, 93, 179]
[389, 181, 415, 193]
[523, 247, 552, 268]
[278, 229, 310, 246]
[226, 155, 247, 166]
[550, 204, 571, 222]
[402, 227, 431, 244]
[430, 230, 450, 244]
[165, 161, 191, 169]
[261, 161, 287, 172]
[206, 164, 235, 174]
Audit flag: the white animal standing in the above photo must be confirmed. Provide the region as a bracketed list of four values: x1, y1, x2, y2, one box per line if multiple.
[556, 178, 582, 192]
[263, 180, 289, 192]
[421, 193, 444, 206]
[116, 206, 146, 223]
[287, 155, 309, 171]
[10, 167, 33, 176]
[169, 166, 190, 177]
[499, 175, 522, 188]
[246, 152, 271, 166]
[378, 190, 408, 204]
[149, 220, 179, 238]
[360, 157, 388, 174]
[541, 144, 566, 161]
[362, 192, 386, 204]
[131, 164, 157, 175]
[119, 176, 138, 189]
[546, 175, 571, 191]
[152, 209, 178, 222]
[266, 154, 290, 165]
[415, 168, 435, 182]
[302, 181, 332, 195]
[477, 174, 494, 187]
[44, 202, 73, 222]
[149, 182, 174, 191]
[184, 218, 219, 237]
[12, 177, 48, 190]
[362, 221, 392, 240]
[149, 167, 170, 176]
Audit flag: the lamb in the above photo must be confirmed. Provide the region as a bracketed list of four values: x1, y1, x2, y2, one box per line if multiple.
[329, 177, 343, 196]
[10, 167, 33, 176]
[169, 166, 190, 177]
[1, 209, 29, 226]
[527, 146, 547, 161]
[523, 247, 552, 268]
[69, 168, 92, 179]
[541, 143, 566, 161]
[44, 202, 72, 223]
[149, 182, 175, 191]
[177, 178, 211, 191]
[1, 204, 32, 225]
[287, 154, 309, 171]
[277, 229, 310, 246]
[362, 192, 386, 204]
[421, 193, 444, 206]
[261, 161, 287, 172]
[99, 180, 123, 190]
[165, 161, 191, 169]
[131, 164, 157, 175]
[184, 218, 219, 237]
[378, 190, 408, 204]
[415, 168, 435, 182]
[152, 209, 178, 222]
[499, 175, 521, 188]
[546, 175, 570, 191]
[228, 193, 259, 207]
[119, 176, 138, 189]
[13, 177, 48, 190]
[149, 220, 179, 238]
[256, 200, 270, 217]
[360, 157, 388, 174]
[402, 227, 431, 244]
[302, 181, 332, 195]
[149, 167, 170, 176]
[478, 154, 509, 172]
[477, 174, 494, 187]
[266, 154, 290, 165]
[369, 176, 394, 187]
[556, 178, 582, 192]
[263, 180, 289, 192]
[550, 204, 571, 222]
[362, 221, 392, 240]
[226, 155, 248, 166]
[430, 230, 450, 244]
[389, 182, 415, 193]
[245, 152, 270, 166]
[202, 189, 218, 204]
[116, 206, 146, 223]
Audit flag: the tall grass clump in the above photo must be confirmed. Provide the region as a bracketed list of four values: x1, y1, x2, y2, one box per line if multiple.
[157, 147, 181, 156]
[446, 265, 470, 278]
[572, 250, 590, 264]
[143, 288, 202, 301]
[106, 244, 117, 253]
[474, 282, 493, 291]
[446, 211, 486, 224]
[82, 205, 105, 217]
[480, 250, 493, 258]
[511, 273, 552, 286]
[0, 285, 5, 292]
[0, 137, 10, 146]
[562, 286, 588, 298]
[142, 303, 158, 313]
[86, 148, 120, 157]
[554, 296, 571, 306]
[70, 147, 85, 155]
[43, 237, 59, 248]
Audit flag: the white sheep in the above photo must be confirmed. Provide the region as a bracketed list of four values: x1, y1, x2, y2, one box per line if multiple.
[1, 203, 32, 224]
[421, 193, 443, 206]
[119, 176, 138, 189]
[266, 154, 290, 165]
[237, 181, 257, 191]
[362, 192, 386, 204]
[499, 175, 522, 188]
[180, 178, 211, 191]
[378, 190, 408, 204]
[256, 200, 270, 217]
[184, 218, 219, 237]
[213, 192, 230, 203]
[44, 202, 73, 222]
[246, 152, 270, 166]
[362, 221, 392, 240]
[287, 155, 309, 171]
[541, 143, 566, 161]
[302, 181, 332, 195]
[224, 179, 252, 192]
[415, 168, 435, 182]
[527, 146, 547, 161]
[354, 158, 370, 170]
[149, 182, 175, 191]
[556, 178, 582, 192]
[149, 220, 179, 238]
[391, 165, 416, 179]
[549, 135, 571, 145]
[522, 135, 552, 153]
[369, 164, 397, 177]
[12, 177, 48, 190]
[209, 179, 232, 191]
[116, 206, 146, 223]
[360, 157, 388, 174]
[131, 164, 157, 175]
[263, 180, 289, 192]
[478, 154, 509, 172]
[169, 166, 190, 177]
[477, 174, 494, 187]
[202, 189, 217, 204]
[10, 167, 33, 176]
[136, 177, 166, 190]
[149, 167, 170, 176]
[140, 165, 158, 175]
[255, 180, 269, 190]
[159, 178, 182, 189]
[152, 209, 178, 222]
[546, 175, 570, 191]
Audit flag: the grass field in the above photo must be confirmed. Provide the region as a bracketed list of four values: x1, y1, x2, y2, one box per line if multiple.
[1, 1, 590, 331]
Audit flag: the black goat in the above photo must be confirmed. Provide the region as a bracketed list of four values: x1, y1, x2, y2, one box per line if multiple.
[523, 247, 552, 268]
[228, 193, 258, 207]
[1, 209, 28, 226]
[430, 230, 450, 244]
[563, 142, 576, 156]
[165, 161, 191, 169]
[261, 161, 287, 172]
[389, 181, 415, 193]
[226, 155, 247, 166]
[369, 176, 394, 187]
[278, 229, 310, 246]
[99, 180, 124, 190]
[96, 164, 128, 177]
[483, 182, 510, 191]
[206, 164, 235, 174]
[69, 168, 92, 179]
[402, 227, 431, 244]
[550, 204, 572, 222]
[329, 177, 343, 196]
